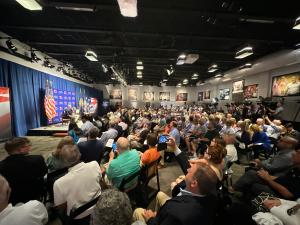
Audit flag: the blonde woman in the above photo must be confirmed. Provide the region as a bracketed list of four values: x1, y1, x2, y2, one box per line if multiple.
[249, 124, 271, 159]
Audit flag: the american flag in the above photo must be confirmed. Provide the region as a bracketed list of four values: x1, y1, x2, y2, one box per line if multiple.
[44, 80, 56, 120]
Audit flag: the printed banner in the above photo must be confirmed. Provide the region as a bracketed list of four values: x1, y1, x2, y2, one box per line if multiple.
[0, 87, 12, 141]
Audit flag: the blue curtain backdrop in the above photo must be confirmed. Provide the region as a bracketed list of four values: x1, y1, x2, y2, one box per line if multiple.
[0, 58, 102, 136]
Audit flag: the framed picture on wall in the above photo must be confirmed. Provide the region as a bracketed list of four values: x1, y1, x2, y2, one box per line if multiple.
[244, 84, 258, 98]
[128, 89, 137, 101]
[232, 80, 244, 93]
[159, 92, 170, 101]
[109, 89, 122, 100]
[271, 73, 300, 97]
[197, 92, 203, 101]
[176, 92, 188, 101]
[219, 88, 230, 100]
[204, 90, 210, 100]
[143, 91, 154, 101]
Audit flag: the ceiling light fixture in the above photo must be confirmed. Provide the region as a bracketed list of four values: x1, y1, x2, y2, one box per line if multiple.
[208, 64, 218, 73]
[85, 50, 98, 61]
[176, 83, 182, 87]
[16, 0, 42, 10]
[191, 73, 199, 80]
[235, 46, 253, 59]
[184, 54, 199, 64]
[176, 53, 186, 65]
[214, 73, 223, 78]
[136, 60, 144, 70]
[183, 79, 189, 85]
[139, 82, 143, 86]
[293, 16, 300, 30]
[239, 63, 252, 70]
[117, 0, 138, 17]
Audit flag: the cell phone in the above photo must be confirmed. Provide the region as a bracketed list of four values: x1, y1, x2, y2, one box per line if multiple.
[157, 135, 169, 151]
[112, 143, 117, 152]
[158, 135, 169, 144]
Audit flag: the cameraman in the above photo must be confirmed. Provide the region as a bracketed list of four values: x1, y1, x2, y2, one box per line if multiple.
[268, 101, 284, 120]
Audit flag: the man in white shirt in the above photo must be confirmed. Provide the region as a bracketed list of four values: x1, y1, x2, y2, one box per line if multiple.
[0, 175, 48, 225]
[53, 145, 101, 220]
[80, 115, 94, 136]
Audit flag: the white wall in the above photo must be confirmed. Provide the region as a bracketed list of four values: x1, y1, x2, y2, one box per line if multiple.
[102, 84, 200, 108]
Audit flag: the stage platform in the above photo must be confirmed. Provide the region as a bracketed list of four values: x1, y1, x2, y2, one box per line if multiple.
[27, 124, 69, 136]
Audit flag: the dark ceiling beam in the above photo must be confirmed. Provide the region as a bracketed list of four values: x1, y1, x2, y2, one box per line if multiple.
[46, 52, 239, 63]
[28, 41, 236, 55]
[1, 25, 284, 43]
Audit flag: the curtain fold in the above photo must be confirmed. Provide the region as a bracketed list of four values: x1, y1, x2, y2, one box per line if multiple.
[0, 58, 102, 136]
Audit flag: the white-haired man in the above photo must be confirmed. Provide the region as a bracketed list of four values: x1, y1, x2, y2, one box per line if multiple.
[53, 145, 102, 222]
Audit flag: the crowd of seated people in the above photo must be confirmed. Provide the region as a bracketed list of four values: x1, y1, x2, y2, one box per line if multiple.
[0, 102, 299, 225]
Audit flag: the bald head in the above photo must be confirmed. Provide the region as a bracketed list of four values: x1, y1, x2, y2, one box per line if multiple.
[256, 118, 264, 126]
[117, 137, 130, 152]
[0, 175, 10, 211]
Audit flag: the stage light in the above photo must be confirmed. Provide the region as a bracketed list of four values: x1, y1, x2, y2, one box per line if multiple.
[102, 64, 108, 73]
[16, 0, 42, 10]
[163, 78, 168, 82]
[6, 39, 17, 52]
[136, 65, 144, 70]
[235, 46, 253, 59]
[183, 79, 189, 85]
[176, 83, 182, 87]
[239, 63, 252, 70]
[117, 0, 137, 17]
[293, 16, 300, 30]
[56, 65, 63, 72]
[43, 59, 55, 68]
[30, 51, 41, 62]
[208, 64, 218, 73]
[139, 82, 143, 86]
[85, 50, 98, 61]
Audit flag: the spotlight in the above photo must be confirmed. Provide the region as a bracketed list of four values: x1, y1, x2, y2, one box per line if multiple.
[30, 51, 41, 62]
[43, 59, 55, 68]
[136, 60, 144, 70]
[139, 82, 143, 86]
[56, 65, 64, 72]
[16, 0, 42, 10]
[6, 39, 17, 52]
[214, 73, 223, 78]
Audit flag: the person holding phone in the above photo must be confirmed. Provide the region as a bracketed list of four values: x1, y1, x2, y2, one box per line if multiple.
[141, 133, 160, 166]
